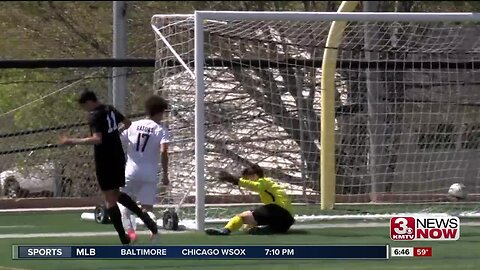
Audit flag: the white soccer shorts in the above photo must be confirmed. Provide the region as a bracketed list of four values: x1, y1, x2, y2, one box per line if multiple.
[121, 178, 157, 206]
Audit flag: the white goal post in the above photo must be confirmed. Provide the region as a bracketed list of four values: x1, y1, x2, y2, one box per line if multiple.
[152, 11, 480, 231]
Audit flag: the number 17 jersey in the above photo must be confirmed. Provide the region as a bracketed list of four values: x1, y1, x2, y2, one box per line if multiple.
[122, 119, 170, 182]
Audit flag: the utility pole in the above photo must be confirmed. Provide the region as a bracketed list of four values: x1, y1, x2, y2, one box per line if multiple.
[112, 1, 127, 113]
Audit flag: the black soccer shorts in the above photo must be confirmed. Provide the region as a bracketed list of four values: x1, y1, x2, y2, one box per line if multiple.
[95, 160, 126, 191]
[251, 204, 295, 233]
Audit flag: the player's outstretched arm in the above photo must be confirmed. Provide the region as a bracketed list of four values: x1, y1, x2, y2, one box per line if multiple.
[217, 170, 239, 185]
[59, 132, 102, 146]
[216, 170, 262, 192]
[160, 143, 169, 185]
[111, 106, 131, 133]
[118, 118, 132, 133]
[237, 178, 262, 192]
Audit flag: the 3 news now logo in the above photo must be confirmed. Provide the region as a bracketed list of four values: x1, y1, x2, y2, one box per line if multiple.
[390, 216, 460, 241]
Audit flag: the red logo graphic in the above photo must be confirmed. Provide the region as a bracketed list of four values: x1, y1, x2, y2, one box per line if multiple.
[390, 217, 416, 240]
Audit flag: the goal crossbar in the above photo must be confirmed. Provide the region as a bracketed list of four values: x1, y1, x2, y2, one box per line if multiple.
[191, 11, 480, 22]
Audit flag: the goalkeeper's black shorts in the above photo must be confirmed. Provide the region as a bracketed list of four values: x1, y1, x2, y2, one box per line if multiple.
[251, 204, 295, 233]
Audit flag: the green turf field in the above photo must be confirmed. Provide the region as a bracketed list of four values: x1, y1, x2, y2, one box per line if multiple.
[0, 211, 479, 270]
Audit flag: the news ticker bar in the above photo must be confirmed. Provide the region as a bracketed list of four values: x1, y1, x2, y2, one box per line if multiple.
[11, 245, 432, 260]
[13, 245, 389, 260]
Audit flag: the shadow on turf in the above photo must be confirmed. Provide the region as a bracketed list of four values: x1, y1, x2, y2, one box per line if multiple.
[239, 229, 310, 235]
[285, 229, 310, 235]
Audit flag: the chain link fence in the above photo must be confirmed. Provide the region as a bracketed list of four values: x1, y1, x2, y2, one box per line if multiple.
[0, 65, 154, 200]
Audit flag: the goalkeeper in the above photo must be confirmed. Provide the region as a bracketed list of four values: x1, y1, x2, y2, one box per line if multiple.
[205, 164, 295, 235]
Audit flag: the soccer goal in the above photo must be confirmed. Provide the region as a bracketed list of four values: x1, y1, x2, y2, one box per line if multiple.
[151, 10, 480, 230]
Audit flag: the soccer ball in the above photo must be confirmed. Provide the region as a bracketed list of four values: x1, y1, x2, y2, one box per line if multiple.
[448, 183, 467, 200]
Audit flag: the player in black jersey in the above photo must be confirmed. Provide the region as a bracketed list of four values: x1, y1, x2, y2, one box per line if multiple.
[59, 90, 158, 244]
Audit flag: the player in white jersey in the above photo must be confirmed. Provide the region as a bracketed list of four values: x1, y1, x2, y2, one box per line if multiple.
[119, 95, 170, 241]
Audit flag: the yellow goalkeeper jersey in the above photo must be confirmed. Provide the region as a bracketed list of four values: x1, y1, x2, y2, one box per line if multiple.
[239, 177, 293, 215]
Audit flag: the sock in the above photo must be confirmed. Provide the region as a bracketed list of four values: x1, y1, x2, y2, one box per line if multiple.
[224, 215, 243, 232]
[117, 192, 143, 216]
[118, 192, 158, 234]
[119, 203, 133, 231]
[130, 213, 137, 231]
[107, 204, 129, 244]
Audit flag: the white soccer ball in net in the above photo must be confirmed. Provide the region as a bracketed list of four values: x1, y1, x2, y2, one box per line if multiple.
[448, 183, 467, 200]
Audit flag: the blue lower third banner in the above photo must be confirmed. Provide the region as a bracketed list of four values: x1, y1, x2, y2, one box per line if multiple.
[13, 245, 389, 260]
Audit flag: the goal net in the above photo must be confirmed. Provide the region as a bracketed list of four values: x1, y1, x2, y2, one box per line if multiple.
[151, 12, 480, 228]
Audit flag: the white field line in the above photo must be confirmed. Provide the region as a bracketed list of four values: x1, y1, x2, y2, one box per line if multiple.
[0, 229, 188, 239]
[2, 222, 480, 239]
[0, 207, 95, 213]
[0, 266, 29, 270]
[0, 204, 262, 213]
[0, 225, 35, 229]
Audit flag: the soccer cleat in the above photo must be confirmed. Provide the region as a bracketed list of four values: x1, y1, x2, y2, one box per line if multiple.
[205, 228, 231, 235]
[120, 234, 131, 245]
[149, 232, 159, 243]
[247, 226, 272, 235]
[127, 229, 138, 244]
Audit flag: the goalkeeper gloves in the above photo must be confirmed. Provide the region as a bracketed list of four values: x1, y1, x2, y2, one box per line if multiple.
[217, 170, 239, 185]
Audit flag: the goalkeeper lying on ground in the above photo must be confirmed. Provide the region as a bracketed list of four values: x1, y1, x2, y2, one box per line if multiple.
[205, 164, 295, 235]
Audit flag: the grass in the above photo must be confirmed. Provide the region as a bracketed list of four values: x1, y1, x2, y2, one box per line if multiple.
[0, 211, 479, 270]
